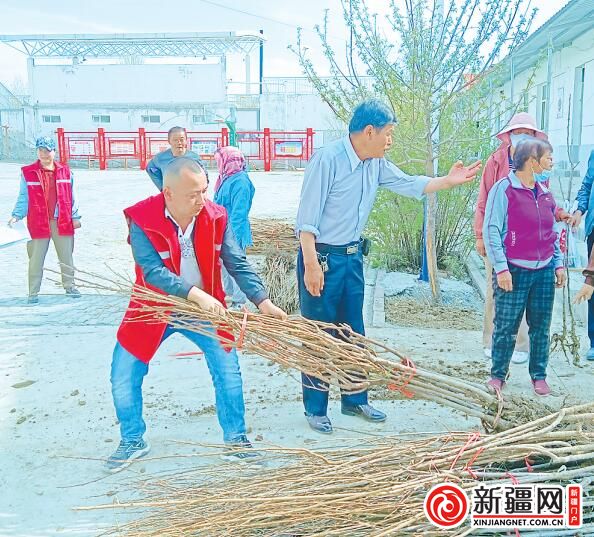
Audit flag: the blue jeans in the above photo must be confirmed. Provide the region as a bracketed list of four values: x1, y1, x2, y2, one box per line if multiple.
[297, 245, 368, 416]
[110, 325, 246, 443]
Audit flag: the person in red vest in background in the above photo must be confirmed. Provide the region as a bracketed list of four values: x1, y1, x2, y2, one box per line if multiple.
[107, 157, 287, 473]
[8, 136, 81, 304]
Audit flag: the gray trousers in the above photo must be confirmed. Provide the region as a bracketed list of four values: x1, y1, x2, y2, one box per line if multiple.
[27, 220, 74, 296]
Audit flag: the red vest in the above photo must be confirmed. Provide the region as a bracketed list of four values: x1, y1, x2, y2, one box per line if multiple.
[21, 160, 74, 240]
[117, 194, 231, 363]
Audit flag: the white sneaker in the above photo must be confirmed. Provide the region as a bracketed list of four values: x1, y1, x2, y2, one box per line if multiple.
[511, 351, 529, 364]
[484, 348, 492, 359]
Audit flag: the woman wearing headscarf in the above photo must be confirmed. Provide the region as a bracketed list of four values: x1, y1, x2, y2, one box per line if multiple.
[484, 137, 566, 397]
[213, 146, 255, 308]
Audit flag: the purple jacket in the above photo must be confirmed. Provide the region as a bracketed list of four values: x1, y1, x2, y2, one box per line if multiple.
[483, 172, 563, 274]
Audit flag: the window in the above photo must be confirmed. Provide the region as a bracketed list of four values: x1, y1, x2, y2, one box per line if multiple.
[141, 115, 160, 123]
[192, 107, 213, 124]
[536, 83, 549, 131]
[92, 114, 111, 123]
[42, 115, 61, 123]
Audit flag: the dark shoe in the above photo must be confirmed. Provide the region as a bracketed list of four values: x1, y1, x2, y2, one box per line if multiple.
[27, 295, 39, 304]
[221, 435, 261, 463]
[65, 287, 81, 298]
[341, 404, 386, 422]
[305, 413, 333, 434]
[105, 439, 150, 473]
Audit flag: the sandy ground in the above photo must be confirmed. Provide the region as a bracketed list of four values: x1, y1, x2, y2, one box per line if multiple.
[1, 163, 594, 536]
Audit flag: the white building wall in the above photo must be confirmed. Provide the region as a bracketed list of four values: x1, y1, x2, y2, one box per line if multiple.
[13, 66, 344, 149]
[30, 63, 225, 105]
[260, 93, 343, 147]
[495, 28, 594, 180]
[32, 106, 228, 139]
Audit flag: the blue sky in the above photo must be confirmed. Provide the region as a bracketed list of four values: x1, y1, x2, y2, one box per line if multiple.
[0, 0, 565, 92]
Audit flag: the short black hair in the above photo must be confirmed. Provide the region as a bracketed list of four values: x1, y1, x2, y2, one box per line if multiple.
[512, 137, 553, 171]
[348, 99, 397, 133]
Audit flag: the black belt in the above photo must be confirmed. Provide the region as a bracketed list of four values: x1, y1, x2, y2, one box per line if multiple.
[315, 240, 362, 255]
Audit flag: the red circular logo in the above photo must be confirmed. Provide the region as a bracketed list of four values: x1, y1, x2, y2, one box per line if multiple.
[424, 483, 469, 528]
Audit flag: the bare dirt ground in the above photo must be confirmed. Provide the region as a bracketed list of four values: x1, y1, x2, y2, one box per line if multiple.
[1, 163, 593, 536]
[385, 297, 483, 330]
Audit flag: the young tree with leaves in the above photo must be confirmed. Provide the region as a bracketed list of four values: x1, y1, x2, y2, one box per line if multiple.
[292, 0, 536, 300]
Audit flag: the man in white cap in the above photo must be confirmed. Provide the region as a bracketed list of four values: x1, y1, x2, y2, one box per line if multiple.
[474, 113, 569, 364]
[7, 136, 81, 303]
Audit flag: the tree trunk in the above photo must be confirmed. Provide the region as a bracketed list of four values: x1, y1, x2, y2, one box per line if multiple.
[425, 156, 441, 303]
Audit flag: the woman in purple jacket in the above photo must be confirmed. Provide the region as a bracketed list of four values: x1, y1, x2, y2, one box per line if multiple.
[483, 138, 566, 397]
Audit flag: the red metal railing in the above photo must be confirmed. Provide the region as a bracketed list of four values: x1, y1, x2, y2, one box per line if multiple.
[56, 128, 314, 171]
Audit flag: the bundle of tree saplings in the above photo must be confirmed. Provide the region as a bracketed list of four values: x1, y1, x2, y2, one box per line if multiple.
[81, 403, 594, 536]
[260, 250, 300, 313]
[71, 270, 554, 432]
[247, 218, 297, 255]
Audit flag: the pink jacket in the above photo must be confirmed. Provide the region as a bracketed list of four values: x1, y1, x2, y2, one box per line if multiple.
[474, 130, 548, 239]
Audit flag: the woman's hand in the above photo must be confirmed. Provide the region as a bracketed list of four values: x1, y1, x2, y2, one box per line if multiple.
[73, 220, 82, 229]
[555, 268, 567, 288]
[7, 217, 18, 226]
[569, 210, 583, 229]
[497, 270, 513, 292]
[475, 238, 486, 257]
[573, 283, 594, 304]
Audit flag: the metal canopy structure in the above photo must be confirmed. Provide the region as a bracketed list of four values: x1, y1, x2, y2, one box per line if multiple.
[505, 0, 594, 74]
[0, 32, 264, 58]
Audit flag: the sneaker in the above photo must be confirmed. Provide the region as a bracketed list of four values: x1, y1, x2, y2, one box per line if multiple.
[586, 348, 594, 361]
[305, 413, 333, 434]
[221, 435, 261, 462]
[27, 295, 39, 304]
[484, 348, 492, 359]
[486, 377, 505, 393]
[511, 351, 529, 364]
[341, 403, 387, 422]
[532, 379, 551, 397]
[105, 439, 150, 473]
[65, 287, 81, 298]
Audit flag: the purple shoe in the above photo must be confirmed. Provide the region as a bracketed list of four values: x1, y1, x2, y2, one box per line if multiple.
[487, 377, 505, 394]
[532, 379, 551, 396]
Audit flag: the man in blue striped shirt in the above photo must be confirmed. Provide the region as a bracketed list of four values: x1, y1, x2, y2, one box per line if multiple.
[296, 99, 481, 434]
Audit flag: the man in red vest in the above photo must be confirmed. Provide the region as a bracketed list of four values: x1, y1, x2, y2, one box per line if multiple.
[107, 157, 287, 472]
[8, 136, 81, 304]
